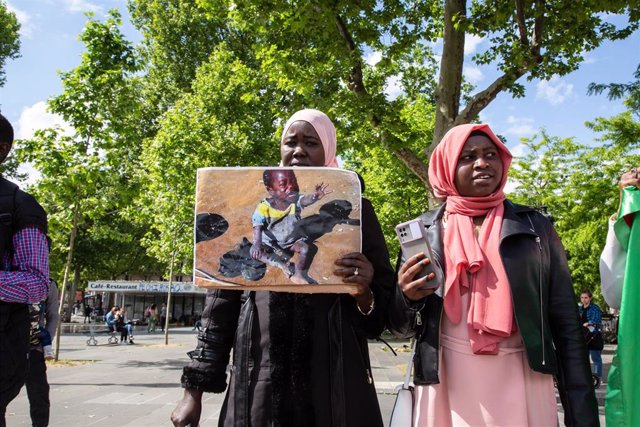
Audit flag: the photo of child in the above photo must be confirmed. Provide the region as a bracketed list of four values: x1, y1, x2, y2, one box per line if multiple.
[193, 167, 362, 293]
[250, 169, 332, 284]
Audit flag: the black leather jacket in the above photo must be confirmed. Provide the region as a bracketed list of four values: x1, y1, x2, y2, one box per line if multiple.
[388, 200, 599, 426]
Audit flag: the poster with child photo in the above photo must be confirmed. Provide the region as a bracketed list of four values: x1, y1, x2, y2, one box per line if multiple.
[194, 167, 362, 293]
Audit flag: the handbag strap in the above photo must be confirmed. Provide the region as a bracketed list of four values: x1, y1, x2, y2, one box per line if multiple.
[402, 338, 417, 389]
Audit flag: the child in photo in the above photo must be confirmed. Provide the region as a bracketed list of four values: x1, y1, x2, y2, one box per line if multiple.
[250, 169, 331, 284]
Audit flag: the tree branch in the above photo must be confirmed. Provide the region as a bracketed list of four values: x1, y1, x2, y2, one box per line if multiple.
[453, 71, 524, 126]
[515, 0, 530, 46]
[433, 0, 466, 147]
[532, 0, 545, 57]
[334, 14, 367, 96]
[393, 147, 430, 187]
[333, 10, 434, 199]
[435, 0, 546, 143]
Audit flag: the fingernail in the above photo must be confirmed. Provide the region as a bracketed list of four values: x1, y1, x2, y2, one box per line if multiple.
[422, 258, 430, 265]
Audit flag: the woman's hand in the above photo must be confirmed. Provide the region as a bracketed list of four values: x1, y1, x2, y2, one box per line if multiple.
[334, 252, 375, 312]
[170, 388, 203, 427]
[620, 167, 640, 190]
[398, 253, 438, 301]
[615, 167, 640, 218]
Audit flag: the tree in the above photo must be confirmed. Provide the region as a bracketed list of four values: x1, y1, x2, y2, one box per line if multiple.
[135, 44, 280, 265]
[0, 0, 20, 88]
[189, 0, 639, 194]
[588, 63, 640, 112]
[13, 12, 158, 356]
[509, 106, 640, 306]
[129, 0, 640, 263]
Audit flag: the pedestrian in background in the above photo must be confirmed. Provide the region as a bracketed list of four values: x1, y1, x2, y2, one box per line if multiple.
[160, 303, 167, 332]
[83, 304, 92, 324]
[579, 290, 604, 381]
[147, 304, 158, 333]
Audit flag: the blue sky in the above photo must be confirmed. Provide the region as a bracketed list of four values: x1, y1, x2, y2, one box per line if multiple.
[0, 0, 638, 157]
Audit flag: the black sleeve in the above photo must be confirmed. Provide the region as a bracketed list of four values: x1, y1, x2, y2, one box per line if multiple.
[13, 189, 47, 234]
[386, 250, 427, 339]
[345, 198, 395, 339]
[180, 289, 242, 393]
[543, 216, 599, 426]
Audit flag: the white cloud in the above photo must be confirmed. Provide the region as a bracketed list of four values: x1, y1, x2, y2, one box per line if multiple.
[365, 51, 382, 66]
[17, 101, 73, 140]
[536, 76, 574, 106]
[64, 0, 102, 14]
[509, 143, 527, 158]
[6, 2, 34, 38]
[463, 66, 484, 84]
[385, 75, 403, 100]
[505, 115, 535, 137]
[464, 34, 484, 55]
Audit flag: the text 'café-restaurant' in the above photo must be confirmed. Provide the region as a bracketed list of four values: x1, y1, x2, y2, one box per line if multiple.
[86, 280, 207, 324]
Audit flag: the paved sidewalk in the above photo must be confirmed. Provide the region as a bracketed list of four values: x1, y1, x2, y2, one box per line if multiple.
[5, 327, 610, 426]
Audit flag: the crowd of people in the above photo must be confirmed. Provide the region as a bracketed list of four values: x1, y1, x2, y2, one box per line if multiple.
[1, 105, 635, 427]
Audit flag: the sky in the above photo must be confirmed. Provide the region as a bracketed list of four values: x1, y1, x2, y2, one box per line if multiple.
[0, 0, 638, 159]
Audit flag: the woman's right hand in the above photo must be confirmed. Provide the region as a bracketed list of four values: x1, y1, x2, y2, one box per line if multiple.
[171, 388, 203, 427]
[614, 167, 640, 218]
[398, 253, 439, 301]
[619, 167, 640, 190]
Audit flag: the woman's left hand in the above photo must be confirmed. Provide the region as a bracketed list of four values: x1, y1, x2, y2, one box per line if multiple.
[334, 252, 374, 308]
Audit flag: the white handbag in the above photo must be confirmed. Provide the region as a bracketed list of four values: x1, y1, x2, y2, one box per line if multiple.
[389, 340, 417, 427]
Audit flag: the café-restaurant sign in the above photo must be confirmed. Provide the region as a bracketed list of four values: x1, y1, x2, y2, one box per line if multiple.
[87, 281, 206, 294]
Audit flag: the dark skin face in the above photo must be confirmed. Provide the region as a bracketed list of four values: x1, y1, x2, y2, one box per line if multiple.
[280, 121, 325, 167]
[0, 142, 11, 164]
[454, 134, 504, 198]
[266, 170, 300, 208]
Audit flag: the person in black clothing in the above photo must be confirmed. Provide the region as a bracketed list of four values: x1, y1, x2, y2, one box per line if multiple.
[0, 113, 49, 427]
[171, 109, 395, 426]
[83, 304, 92, 323]
[21, 279, 59, 427]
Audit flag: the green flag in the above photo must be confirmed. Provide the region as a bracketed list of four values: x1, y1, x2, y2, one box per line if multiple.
[605, 186, 640, 426]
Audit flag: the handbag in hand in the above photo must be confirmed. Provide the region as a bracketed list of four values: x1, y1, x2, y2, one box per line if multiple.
[584, 327, 604, 351]
[389, 339, 417, 427]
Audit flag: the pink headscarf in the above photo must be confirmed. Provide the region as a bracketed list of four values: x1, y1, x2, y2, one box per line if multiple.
[428, 123, 514, 354]
[281, 109, 339, 167]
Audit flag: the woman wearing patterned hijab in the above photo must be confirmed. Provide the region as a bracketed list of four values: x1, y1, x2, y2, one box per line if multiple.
[388, 123, 598, 426]
[172, 109, 394, 426]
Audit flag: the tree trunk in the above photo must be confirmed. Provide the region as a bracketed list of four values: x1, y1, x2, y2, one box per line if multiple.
[66, 262, 81, 318]
[431, 0, 466, 153]
[54, 201, 81, 361]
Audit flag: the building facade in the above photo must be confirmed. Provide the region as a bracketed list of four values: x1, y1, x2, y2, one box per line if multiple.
[86, 280, 207, 325]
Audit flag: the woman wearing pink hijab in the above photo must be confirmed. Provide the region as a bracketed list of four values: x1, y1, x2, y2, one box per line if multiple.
[388, 124, 598, 426]
[172, 109, 394, 426]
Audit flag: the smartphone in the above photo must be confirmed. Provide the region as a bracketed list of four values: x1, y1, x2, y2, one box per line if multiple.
[395, 218, 439, 289]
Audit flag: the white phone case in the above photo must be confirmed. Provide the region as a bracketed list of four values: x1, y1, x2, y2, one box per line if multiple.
[395, 218, 438, 288]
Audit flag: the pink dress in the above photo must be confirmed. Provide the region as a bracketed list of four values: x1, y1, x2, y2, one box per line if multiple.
[413, 292, 558, 427]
